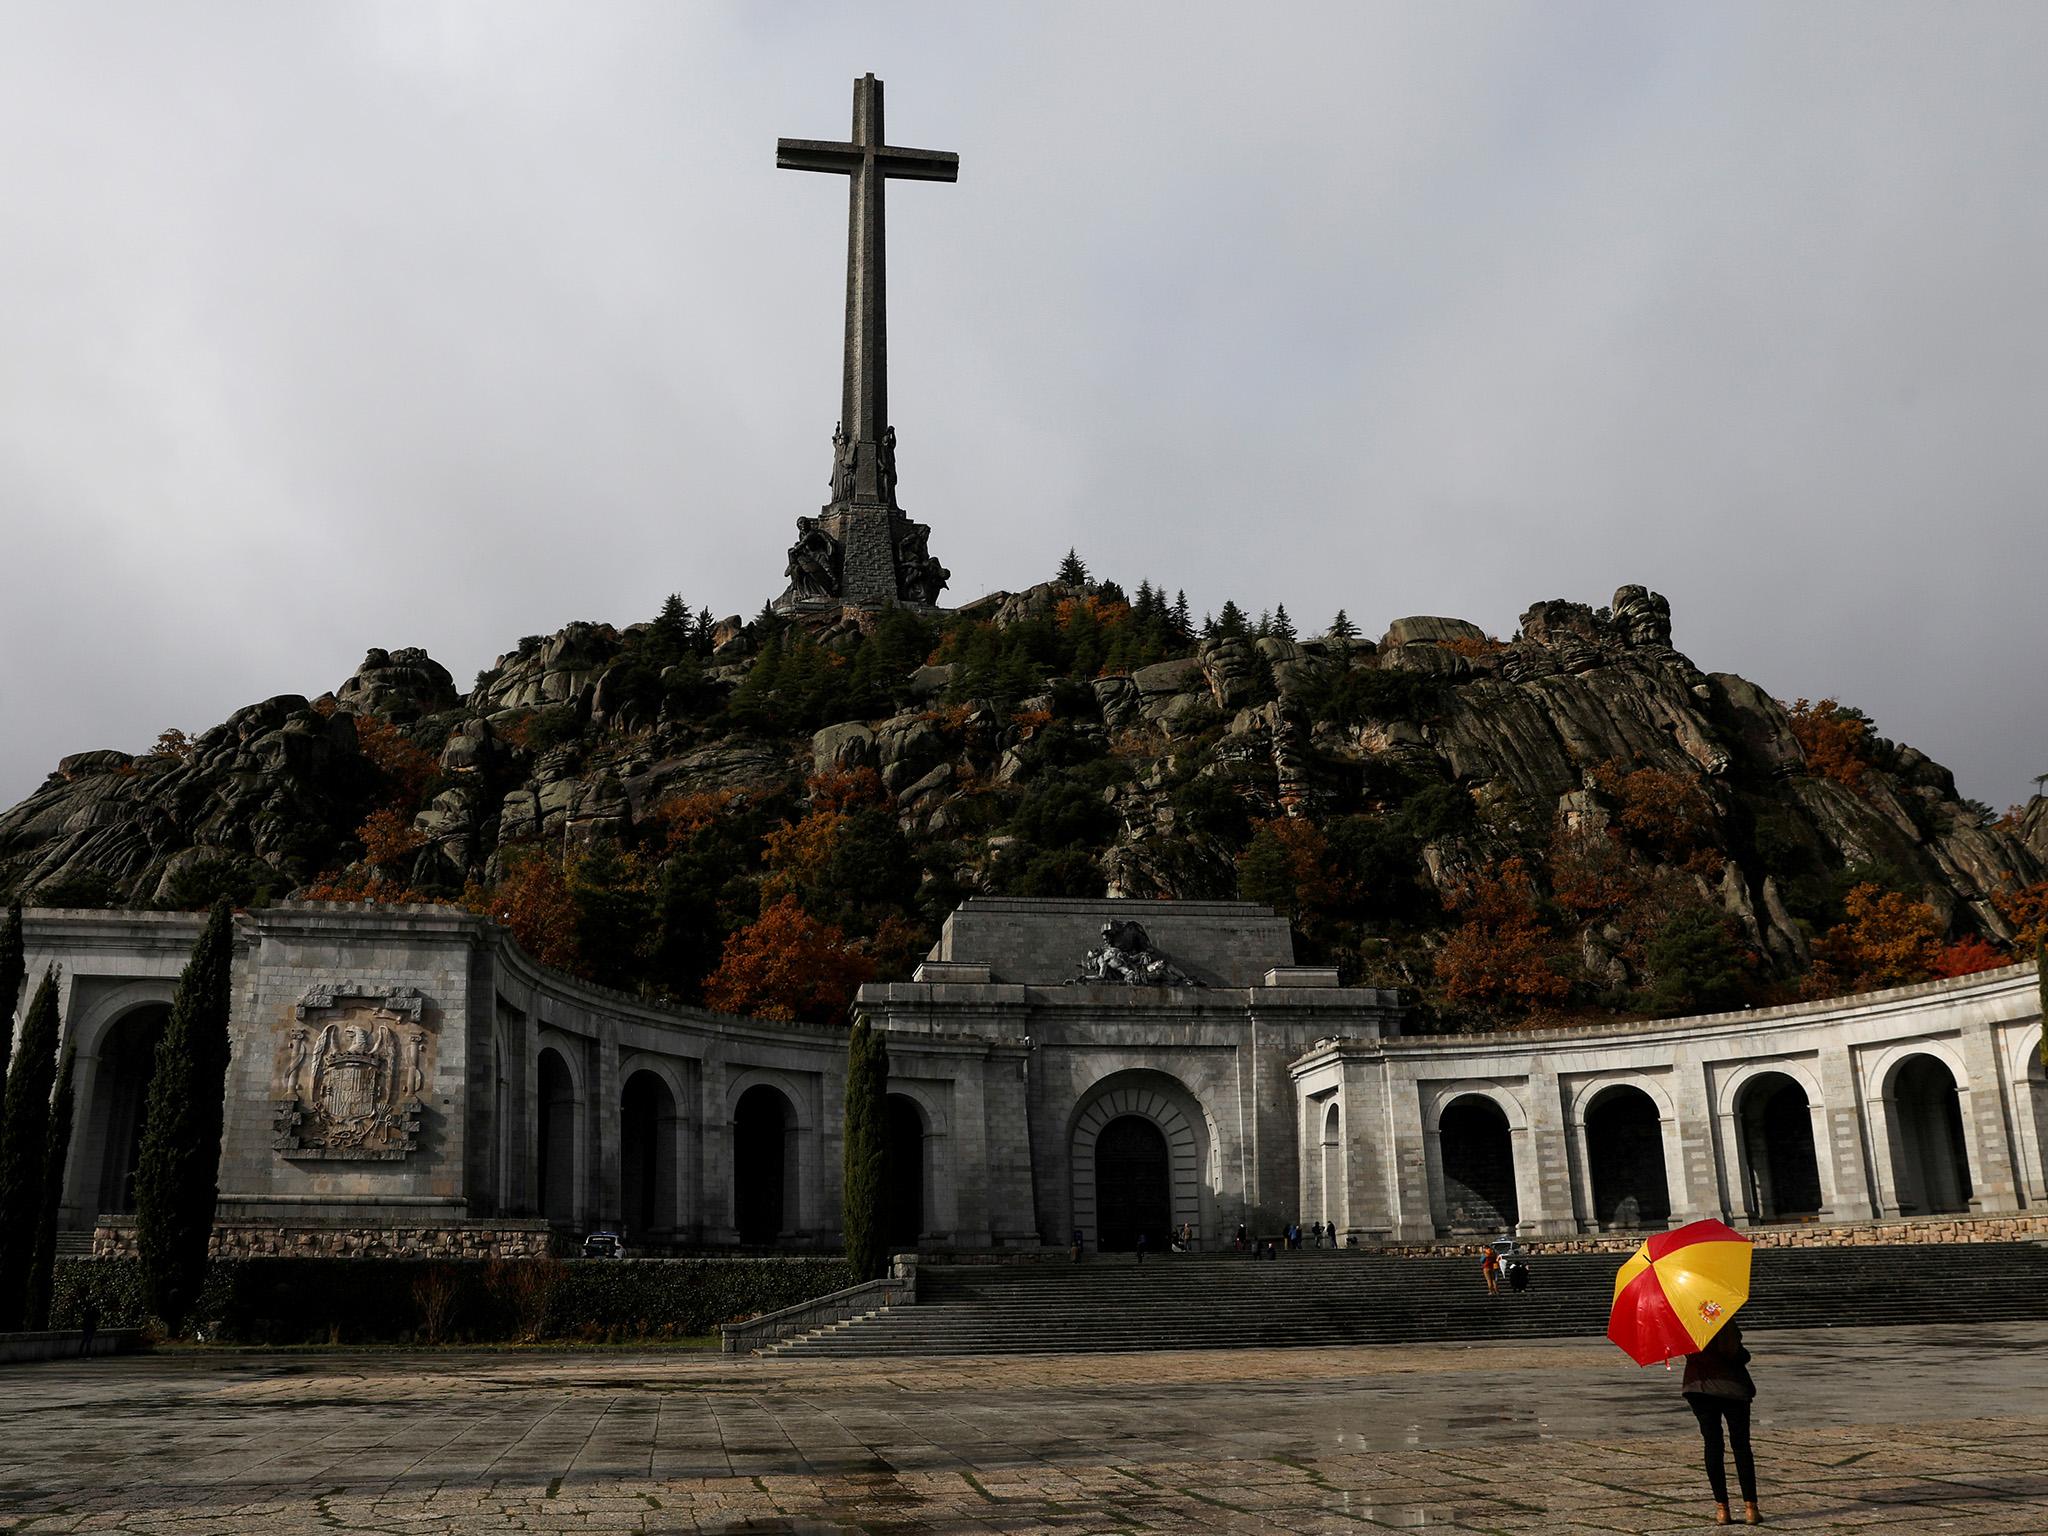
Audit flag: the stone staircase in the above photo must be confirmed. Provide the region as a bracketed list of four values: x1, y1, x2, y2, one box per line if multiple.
[765, 1242, 2048, 1357]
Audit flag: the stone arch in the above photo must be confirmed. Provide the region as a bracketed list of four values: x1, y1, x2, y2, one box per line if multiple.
[1437, 1093, 1519, 1231]
[1733, 1070, 1823, 1222]
[1583, 1082, 1672, 1229]
[619, 1064, 682, 1244]
[81, 1000, 172, 1218]
[883, 1092, 928, 1247]
[1885, 1051, 1973, 1215]
[1069, 1071, 1214, 1253]
[2018, 1024, 2048, 1208]
[1319, 1099, 1345, 1234]
[535, 1042, 583, 1228]
[732, 1081, 800, 1246]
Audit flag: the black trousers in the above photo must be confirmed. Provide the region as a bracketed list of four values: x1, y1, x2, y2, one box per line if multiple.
[1685, 1393, 1757, 1504]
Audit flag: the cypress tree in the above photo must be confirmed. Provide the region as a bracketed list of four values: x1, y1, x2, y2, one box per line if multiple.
[133, 900, 236, 1335]
[25, 1045, 76, 1330]
[0, 904, 24, 1131]
[0, 968, 59, 1328]
[841, 1014, 890, 1280]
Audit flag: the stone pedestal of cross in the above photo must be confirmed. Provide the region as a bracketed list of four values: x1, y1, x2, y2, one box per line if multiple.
[774, 74, 957, 611]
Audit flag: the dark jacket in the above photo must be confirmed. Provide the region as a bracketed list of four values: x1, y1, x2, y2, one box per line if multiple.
[1683, 1324, 1755, 1400]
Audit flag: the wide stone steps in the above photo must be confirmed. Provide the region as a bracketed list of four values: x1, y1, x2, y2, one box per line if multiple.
[769, 1243, 2048, 1357]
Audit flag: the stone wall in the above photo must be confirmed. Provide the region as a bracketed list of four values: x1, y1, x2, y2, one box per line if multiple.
[1373, 1212, 2048, 1256]
[92, 1218, 556, 1260]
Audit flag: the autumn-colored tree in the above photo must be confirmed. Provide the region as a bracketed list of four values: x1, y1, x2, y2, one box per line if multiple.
[1806, 883, 1946, 995]
[150, 728, 195, 761]
[650, 788, 742, 851]
[358, 807, 428, 867]
[1787, 699, 1873, 795]
[1588, 762, 1718, 868]
[353, 715, 439, 812]
[1237, 818, 1339, 930]
[702, 895, 876, 1025]
[1991, 879, 2048, 952]
[464, 848, 581, 973]
[1929, 936, 2009, 979]
[806, 767, 887, 814]
[1432, 857, 1572, 1017]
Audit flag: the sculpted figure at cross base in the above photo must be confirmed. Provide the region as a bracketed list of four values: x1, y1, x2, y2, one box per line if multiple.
[1074, 920, 1203, 987]
[785, 520, 842, 601]
[895, 519, 950, 605]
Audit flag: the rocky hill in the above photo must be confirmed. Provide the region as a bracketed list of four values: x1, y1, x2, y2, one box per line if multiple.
[4, 579, 2043, 1027]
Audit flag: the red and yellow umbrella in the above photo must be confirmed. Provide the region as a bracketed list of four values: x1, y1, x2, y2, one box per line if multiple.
[1607, 1218, 1753, 1366]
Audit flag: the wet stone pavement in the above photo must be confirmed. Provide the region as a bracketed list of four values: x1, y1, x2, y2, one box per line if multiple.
[5, 1322, 2047, 1532]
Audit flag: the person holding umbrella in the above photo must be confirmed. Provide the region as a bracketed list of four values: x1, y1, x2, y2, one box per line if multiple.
[1683, 1320, 1760, 1525]
[1606, 1219, 1762, 1526]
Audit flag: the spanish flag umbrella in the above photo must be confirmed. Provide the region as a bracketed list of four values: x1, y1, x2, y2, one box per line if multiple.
[1607, 1218, 1753, 1366]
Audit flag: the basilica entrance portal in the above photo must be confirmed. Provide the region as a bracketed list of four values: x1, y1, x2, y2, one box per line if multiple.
[1093, 1116, 1171, 1252]
[1068, 1071, 1211, 1254]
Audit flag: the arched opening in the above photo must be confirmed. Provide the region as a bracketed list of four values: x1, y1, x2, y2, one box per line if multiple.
[1586, 1085, 1670, 1229]
[734, 1084, 797, 1246]
[1439, 1096, 1518, 1231]
[1735, 1073, 1822, 1222]
[620, 1070, 679, 1244]
[536, 1048, 578, 1226]
[2028, 1050, 2048, 1203]
[1890, 1054, 1972, 1215]
[1094, 1115, 1170, 1251]
[1320, 1101, 1344, 1233]
[883, 1094, 926, 1248]
[86, 1005, 170, 1216]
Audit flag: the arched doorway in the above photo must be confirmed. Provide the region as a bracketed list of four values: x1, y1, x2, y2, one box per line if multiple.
[86, 1005, 170, 1216]
[734, 1084, 797, 1246]
[1094, 1115, 1170, 1252]
[1069, 1072, 1211, 1252]
[1735, 1073, 1822, 1222]
[1320, 1101, 1345, 1233]
[1439, 1095, 1518, 1231]
[536, 1048, 578, 1226]
[1890, 1054, 1972, 1215]
[620, 1070, 678, 1243]
[1586, 1085, 1670, 1229]
[883, 1094, 926, 1248]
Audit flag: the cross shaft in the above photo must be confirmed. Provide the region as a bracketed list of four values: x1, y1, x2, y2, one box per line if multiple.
[778, 73, 958, 505]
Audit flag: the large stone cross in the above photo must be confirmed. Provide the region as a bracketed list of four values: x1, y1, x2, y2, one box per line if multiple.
[778, 73, 958, 508]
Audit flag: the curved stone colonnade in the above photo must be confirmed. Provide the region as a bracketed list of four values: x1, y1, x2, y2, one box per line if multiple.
[13, 899, 2045, 1257]
[20, 904, 1031, 1253]
[1291, 965, 2047, 1240]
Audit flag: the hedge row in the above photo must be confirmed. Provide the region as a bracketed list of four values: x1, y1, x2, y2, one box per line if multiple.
[51, 1255, 856, 1344]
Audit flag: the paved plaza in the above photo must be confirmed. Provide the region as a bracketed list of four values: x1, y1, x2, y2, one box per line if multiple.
[5, 1323, 2047, 1533]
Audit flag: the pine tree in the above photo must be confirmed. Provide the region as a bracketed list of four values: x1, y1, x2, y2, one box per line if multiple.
[0, 968, 58, 1328]
[0, 904, 24, 1130]
[1056, 547, 1088, 587]
[1272, 604, 1296, 641]
[1171, 591, 1193, 644]
[1326, 608, 1358, 641]
[25, 1044, 75, 1330]
[133, 900, 236, 1335]
[841, 1015, 890, 1279]
[1216, 601, 1248, 640]
[1133, 580, 1157, 620]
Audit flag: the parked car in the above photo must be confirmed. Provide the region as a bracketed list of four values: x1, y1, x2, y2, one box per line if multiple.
[580, 1230, 623, 1259]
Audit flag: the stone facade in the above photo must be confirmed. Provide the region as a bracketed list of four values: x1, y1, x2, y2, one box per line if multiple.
[11, 898, 2046, 1257]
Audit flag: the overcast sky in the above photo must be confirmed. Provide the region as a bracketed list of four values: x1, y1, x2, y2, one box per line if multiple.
[2, 3, 2044, 813]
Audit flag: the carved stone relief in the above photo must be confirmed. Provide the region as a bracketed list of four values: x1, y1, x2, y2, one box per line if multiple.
[273, 984, 431, 1161]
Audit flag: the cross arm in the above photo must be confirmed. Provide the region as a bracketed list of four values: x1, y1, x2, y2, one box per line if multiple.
[777, 138, 863, 174]
[874, 146, 959, 183]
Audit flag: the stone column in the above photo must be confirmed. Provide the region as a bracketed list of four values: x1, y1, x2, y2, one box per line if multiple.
[1666, 1068, 1719, 1223]
[1384, 1075, 1435, 1242]
[1519, 1066, 1577, 1237]
[1957, 1027, 2022, 1213]
[593, 1037, 621, 1232]
[1339, 1055, 1395, 1240]
[701, 1059, 737, 1246]
[1818, 1044, 1876, 1220]
[1713, 1109, 1749, 1225]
